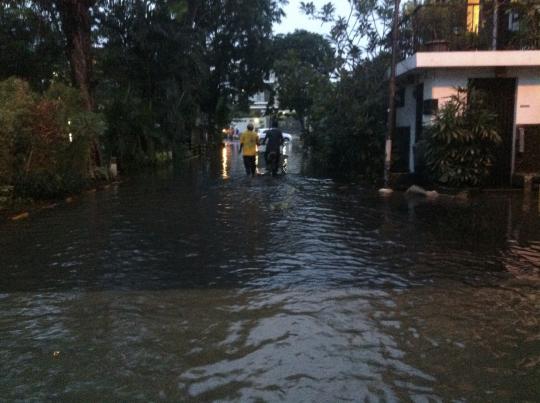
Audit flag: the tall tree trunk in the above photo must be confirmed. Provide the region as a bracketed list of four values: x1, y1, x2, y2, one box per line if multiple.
[56, 0, 102, 167]
[56, 0, 95, 111]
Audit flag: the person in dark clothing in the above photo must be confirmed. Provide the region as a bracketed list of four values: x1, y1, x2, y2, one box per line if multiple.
[262, 121, 284, 176]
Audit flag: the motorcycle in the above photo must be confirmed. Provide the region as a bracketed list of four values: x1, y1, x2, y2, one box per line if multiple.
[263, 145, 288, 176]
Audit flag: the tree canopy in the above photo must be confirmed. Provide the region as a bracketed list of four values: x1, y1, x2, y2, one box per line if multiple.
[271, 30, 334, 130]
[0, 0, 287, 169]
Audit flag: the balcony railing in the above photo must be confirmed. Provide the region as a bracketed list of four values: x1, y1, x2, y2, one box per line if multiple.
[399, 0, 540, 58]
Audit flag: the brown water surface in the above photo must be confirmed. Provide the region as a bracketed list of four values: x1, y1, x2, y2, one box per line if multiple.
[1, 141, 539, 401]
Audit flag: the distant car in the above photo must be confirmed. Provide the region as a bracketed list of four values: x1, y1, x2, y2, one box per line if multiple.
[257, 128, 293, 144]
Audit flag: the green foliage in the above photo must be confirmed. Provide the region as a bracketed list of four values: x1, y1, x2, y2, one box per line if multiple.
[292, 3, 395, 179]
[401, 0, 475, 51]
[421, 88, 501, 187]
[301, 0, 395, 68]
[1, 0, 286, 171]
[298, 0, 537, 182]
[94, 0, 285, 165]
[0, 2, 67, 90]
[193, 0, 286, 134]
[0, 77, 106, 199]
[272, 30, 335, 131]
[14, 172, 85, 200]
[401, 0, 540, 54]
[0, 78, 35, 184]
[306, 55, 388, 180]
[506, 2, 540, 49]
[273, 30, 335, 75]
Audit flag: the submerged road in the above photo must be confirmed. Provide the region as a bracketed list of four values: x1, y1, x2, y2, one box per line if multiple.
[1, 141, 539, 401]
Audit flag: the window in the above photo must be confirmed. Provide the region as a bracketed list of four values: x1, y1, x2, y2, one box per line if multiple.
[467, 0, 480, 34]
[423, 99, 438, 115]
[507, 9, 520, 32]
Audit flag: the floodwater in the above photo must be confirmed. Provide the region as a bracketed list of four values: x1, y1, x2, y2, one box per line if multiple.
[1, 141, 539, 401]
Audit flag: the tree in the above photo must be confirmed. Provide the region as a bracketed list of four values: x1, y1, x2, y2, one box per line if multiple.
[0, 0, 287, 170]
[193, 0, 286, 137]
[1, 1, 102, 171]
[307, 55, 388, 179]
[0, 78, 35, 185]
[54, 0, 96, 111]
[301, 0, 395, 73]
[272, 30, 334, 132]
[0, 1, 66, 90]
[0, 77, 106, 198]
[295, 1, 394, 179]
[92, 0, 287, 165]
[95, 0, 201, 165]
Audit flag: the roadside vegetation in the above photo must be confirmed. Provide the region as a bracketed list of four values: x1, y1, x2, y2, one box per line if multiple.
[0, 0, 285, 204]
[278, 0, 538, 183]
[421, 88, 501, 187]
[283, 1, 394, 181]
[1, 0, 537, 207]
[0, 78, 106, 199]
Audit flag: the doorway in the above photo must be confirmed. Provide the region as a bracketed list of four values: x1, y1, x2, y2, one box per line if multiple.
[469, 78, 516, 185]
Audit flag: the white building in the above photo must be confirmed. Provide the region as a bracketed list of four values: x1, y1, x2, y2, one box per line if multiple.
[245, 72, 278, 129]
[394, 1, 540, 185]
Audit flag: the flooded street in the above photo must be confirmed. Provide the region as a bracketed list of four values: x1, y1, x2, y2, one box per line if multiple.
[1, 141, 539, 401]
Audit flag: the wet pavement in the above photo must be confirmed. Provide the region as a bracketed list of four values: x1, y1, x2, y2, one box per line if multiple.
[1, 140, 539, 401]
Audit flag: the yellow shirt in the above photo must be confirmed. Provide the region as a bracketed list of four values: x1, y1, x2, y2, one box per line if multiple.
[240, 130, 258, 156]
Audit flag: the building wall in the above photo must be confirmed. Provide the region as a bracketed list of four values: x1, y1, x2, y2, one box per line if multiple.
[396, 85, 417, 172]
[516, 69, 540, 125]
[515, 69, 540, 175]
[423, 68, 494, 105]
[421, 68, 540, 125]
[396, 67, 540, 173]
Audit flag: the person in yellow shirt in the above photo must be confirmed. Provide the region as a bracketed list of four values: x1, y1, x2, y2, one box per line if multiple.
[239, 123, 259, 177]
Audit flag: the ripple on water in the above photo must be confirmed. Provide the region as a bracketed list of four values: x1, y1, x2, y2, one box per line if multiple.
[1, 148, 540, 400]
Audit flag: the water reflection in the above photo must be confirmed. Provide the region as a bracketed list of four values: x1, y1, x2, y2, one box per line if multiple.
[1, 143, 539, 401]
[221, 142, 230, 179]
[220, 140, 295, 178]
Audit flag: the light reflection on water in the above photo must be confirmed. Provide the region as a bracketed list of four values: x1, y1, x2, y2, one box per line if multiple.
[221, 144, 229, 179]
[0, 141, 539, 401]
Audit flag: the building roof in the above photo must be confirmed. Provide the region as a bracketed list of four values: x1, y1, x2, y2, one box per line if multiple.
[397, 50, 540, 77]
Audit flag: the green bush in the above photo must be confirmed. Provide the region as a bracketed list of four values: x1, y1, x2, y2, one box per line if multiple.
[0, 78, 35, 184]
[421, 88, 501, 187]
[306, 57, 388, 180]
[0, 78, 106, 199]
[13, 169, 91, 199]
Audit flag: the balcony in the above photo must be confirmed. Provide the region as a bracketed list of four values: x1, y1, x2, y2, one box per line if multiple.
[400, 0, 540, 58]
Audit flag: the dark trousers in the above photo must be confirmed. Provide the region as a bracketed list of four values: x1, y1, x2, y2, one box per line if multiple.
[265, 151, 280, 176]
[243, 156, 256, 176]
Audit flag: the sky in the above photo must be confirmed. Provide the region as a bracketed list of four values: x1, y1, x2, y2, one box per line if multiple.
[274, 0, 353, 36]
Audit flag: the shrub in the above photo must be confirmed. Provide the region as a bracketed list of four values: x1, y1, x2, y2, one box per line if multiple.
[0, 78, 35, 184]
[306, 57, 387, 180]
[421, 88, 501, 187]
[0, 78, 106, 199]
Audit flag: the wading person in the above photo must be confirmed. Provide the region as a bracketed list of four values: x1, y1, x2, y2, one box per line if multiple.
[262, 120, 284, 177]
[239, 123, 258, 177]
